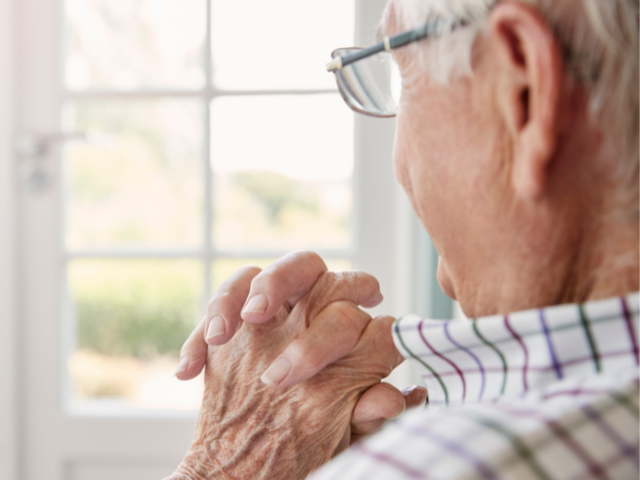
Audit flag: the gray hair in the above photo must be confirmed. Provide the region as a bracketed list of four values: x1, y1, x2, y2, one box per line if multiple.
[391, 0, 639, 218]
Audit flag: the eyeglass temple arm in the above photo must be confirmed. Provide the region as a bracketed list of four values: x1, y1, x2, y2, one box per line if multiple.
[326, 19, 465, 72]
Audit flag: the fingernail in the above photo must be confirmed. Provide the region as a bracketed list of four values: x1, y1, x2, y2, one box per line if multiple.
[401, 385, 422, 396]
[260, 358, 292, 386]
[206, 315, 226, 342]
[174, 357, 189, 377]
[243, 294, 268, 315]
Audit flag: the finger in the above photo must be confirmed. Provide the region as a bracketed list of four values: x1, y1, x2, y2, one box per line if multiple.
[260, 301, 372, 388]
[203, 266, 262, 346]
[175, 316, 208, 381]
[351, 382, 406, 437]
[240, 251, 328, 323]
[301, 271, 384, 319]
[240, 251, 384, 324]
[356, 315, 407, 375]
[350, 384, 428, 442]
[401, 384, 429, 409]
[351, 384, 428, 431]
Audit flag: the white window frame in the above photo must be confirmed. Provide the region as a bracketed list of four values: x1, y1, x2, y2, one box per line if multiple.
[0, 0, 18, 476]
[62, 5, 351, 314]
[1, 0, 452, 476]
[59, 0, 360, 414]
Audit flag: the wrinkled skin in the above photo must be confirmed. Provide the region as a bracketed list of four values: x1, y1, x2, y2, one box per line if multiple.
[176, 254, 427, 444]
[166, 275, 403, 480]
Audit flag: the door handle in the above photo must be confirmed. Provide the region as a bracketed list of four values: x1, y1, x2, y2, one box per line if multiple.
[15, 131, 89, 159]
[15, 130, 113, 193]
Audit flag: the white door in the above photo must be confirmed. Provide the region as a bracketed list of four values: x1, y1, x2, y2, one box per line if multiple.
[8, 0, 430, 479]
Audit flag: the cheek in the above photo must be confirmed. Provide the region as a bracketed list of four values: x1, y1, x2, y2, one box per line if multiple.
[392, 127, 410, 192]
[394, 105, 453, 229]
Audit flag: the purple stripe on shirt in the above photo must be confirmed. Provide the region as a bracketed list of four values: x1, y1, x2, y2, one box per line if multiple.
[419, 318, 467, 401]
[396, 417, 488, 473]
[400, 424, 499, 480]
[504, 315, 529, 392]
[495, 405, 612, 480]
[541, 388, 614, 401]
[351, 443, 428, 479]
[444, 321, 486, 401]
[620, 297, 639, 365]
[569, 444, 640, 480]
[581, 403, 639, 463]
[539, 309, 563, 379]
[418, 349, 636, 385]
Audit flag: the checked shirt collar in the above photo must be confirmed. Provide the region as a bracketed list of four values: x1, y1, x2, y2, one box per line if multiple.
[393, 292, 640, 405]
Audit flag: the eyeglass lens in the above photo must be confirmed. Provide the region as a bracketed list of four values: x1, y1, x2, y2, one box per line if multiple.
[332, 48, 400, 117]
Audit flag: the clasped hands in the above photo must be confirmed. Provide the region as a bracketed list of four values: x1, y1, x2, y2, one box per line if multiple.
[166, 252, 427, 480]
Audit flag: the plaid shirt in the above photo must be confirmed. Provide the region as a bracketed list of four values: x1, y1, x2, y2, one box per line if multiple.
[311, 293, 640, 480]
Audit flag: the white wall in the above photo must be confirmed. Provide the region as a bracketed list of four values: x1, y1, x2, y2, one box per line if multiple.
[0, 0, 18, 477]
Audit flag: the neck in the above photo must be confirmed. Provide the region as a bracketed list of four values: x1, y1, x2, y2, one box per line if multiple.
[571, 218, 639, 302]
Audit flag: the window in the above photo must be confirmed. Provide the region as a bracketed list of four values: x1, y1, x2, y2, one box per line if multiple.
[62, 0, 357, 411]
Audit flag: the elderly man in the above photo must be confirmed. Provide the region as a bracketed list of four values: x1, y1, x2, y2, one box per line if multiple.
[167, 0, 639, 478]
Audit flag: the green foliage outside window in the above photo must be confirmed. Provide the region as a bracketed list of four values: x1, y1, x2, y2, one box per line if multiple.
[69, 260, 201, 359]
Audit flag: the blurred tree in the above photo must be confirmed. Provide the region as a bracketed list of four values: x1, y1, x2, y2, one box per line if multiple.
[234, 170, 319, 223]
[70, 260, 200, 359]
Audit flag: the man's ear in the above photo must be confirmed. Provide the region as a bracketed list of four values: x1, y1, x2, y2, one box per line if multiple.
[488, 1, 564, 200]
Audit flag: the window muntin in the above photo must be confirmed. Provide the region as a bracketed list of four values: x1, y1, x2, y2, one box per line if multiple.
[211, 94, 353, 251]
[62, 0, 356, 412]
[211, 0, 354, 90]
[65, 0, 207, 90]
[64, 99, 204, 250]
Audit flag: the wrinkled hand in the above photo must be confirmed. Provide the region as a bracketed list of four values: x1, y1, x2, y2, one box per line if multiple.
[176, 252, 427, 439]
[166, 268, 406, 480]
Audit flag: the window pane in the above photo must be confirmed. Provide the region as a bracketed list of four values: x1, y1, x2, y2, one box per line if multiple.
[212, 0, 355, 90]
[211, 94, 353, 251]
[64, 99, 204, 250]
[65, 0, 206, 90]
[67, 259, 204, 410]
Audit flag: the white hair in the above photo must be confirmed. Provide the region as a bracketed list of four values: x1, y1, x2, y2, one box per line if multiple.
[391, 0, 639, 218]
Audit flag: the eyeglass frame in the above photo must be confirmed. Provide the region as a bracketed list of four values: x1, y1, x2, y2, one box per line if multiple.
[326, 18, 469, 118]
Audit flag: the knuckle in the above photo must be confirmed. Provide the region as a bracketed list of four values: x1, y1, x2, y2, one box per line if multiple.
[331, 300, 354, 318]
[206, 298, 215, 314]
[331, 302, 369, 336]
[252, 270, 285, 295]
[222, 265, 261, 289]
[318, 271, 339, 288]
[236, 265, 262, 278]
[181, 341, 204, 364]
[292, 250, 328, 278]
[208, 265, 261, 310]
[296, 250, 324, 267]
[215, 291, 239, 314]
[321, 271, 380, 304]
[288, 340, 325, 374]
[321, 272, 350, 299]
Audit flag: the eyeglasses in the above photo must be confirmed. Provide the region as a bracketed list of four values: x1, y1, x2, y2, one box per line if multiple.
[326, 19, 468, 118]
